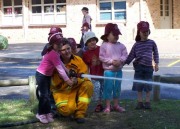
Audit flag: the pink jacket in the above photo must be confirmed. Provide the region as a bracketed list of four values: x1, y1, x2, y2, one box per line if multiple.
[99, 42, 128, 71]
[37, 50, 69, 81]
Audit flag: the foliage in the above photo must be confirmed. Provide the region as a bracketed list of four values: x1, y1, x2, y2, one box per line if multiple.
[0, 35, 8, 50]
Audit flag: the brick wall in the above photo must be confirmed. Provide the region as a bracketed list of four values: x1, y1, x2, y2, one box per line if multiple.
[173, 0, 180, 28]
[146, 0, 160, 29]
[0, 0, 179, 43]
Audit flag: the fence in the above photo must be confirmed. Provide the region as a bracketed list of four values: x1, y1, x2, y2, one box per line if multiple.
[0, 75, 179, 103]
[0, 76, 36, 103]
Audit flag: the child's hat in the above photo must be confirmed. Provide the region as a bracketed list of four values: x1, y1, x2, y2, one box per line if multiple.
[67, 38, 77, 49]
[82, 22, 90, 29]
[101, 23, 122, 40]
[48, 33, 62, 45]
[81, 7, 89, 12]
[48, 26, 63, 42]
[83, 31, 98, 46]
[49, 26, 62, 35]
[137, 21, 149, 32]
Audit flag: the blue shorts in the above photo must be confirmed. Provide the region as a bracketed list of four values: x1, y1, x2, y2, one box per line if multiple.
[103, 70, 122, 100]
[132, 64, 153, 92]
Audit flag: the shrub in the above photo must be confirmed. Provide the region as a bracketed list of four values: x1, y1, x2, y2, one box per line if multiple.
[0, 35, 8, 50]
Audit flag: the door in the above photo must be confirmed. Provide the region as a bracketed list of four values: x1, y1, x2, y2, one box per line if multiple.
[160, 0, 172, 29]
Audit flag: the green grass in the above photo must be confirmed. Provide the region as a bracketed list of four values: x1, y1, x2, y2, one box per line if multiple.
[0, 99, 179, 129]
[0, 99, 37, 124]
[125, 100, 180, 129]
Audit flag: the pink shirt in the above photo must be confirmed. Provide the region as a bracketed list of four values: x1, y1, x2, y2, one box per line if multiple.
[37, 50, 69, 81]
[99, 42, 128, 71]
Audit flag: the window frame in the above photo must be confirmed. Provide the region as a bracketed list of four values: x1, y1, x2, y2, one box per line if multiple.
[98, 0, 126, 23]
[2, 0, 23, 25]
[29, 0, 67, 25]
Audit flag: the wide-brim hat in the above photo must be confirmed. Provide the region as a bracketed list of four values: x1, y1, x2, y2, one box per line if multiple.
[67, 38, 77, 49]
[101, 23, 122, 41]
[82, 22, 90, 29]
[48, 33, 62, 45]
[83, 31, 98, 46]
[137, 21, 150, 32]
[49, 26, 62, 35]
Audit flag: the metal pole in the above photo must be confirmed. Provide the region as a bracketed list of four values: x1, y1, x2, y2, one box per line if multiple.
[153, 75, 161, 102]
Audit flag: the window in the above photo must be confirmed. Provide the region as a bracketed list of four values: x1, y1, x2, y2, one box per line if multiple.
[99, 0, 126, 22]
[2, 0, 23, 25]
[30, 0, 66, 24]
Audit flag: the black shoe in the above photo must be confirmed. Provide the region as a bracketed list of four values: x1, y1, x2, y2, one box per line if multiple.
[76, 118, 85, 124]
[144, 102, 151, 109]
[135, 102, 144, 110]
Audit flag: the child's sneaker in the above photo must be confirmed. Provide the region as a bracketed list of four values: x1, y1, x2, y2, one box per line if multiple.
[94, 104, 104, 112]
[144, 102, 151, 109]
[103, 107, 110, 114]
[46, 113, 54, 122]
[36, 114, 48, 124]
[113, 105, 126, 112]
[135, 102, 144, 110]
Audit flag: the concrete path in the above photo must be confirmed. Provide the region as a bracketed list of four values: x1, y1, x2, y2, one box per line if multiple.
[0, 43, 180, 100]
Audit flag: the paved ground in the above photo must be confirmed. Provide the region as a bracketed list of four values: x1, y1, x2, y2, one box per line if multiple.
[0, 43, 44, 59]
[0, 42, 180, 100]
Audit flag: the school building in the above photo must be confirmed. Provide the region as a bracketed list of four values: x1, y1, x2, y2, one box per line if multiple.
[0, 0, 179, 44]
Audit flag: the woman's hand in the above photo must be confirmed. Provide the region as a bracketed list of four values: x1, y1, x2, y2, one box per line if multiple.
[71, 77, 78, 85]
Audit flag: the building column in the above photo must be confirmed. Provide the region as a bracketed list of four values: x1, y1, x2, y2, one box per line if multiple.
[139, 0, 143, 21]
[22, 0, 29, 40]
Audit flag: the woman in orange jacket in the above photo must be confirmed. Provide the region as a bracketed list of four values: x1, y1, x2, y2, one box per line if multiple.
[50, 38, 93, 124]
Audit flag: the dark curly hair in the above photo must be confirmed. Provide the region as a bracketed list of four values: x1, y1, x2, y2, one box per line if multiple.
[60, 38, 71, 46]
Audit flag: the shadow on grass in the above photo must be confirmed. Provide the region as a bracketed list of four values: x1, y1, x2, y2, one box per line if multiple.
[0, 99, 180, 129]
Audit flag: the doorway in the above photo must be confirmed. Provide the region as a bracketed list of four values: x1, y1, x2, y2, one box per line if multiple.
[160, 0, 172, 29]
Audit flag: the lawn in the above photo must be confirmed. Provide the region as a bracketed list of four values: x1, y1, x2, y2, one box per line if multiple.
[0, 99, 179, 129]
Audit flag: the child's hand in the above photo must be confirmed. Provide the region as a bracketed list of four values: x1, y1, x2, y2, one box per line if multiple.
[66, 79, 73, 86]
[112, 60, 121, 67]
[92, 60, 101, 66]
[92, 56, 100, 66]
[154, 63, 159, 72]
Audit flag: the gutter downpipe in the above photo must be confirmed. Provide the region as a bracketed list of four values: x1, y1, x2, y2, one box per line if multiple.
[22, 0, 28, 41]
[139, 0, 143, 21]
[133, 0, 143, 40]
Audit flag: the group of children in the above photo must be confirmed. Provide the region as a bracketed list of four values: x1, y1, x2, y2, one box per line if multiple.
[35, 7, 159, 124]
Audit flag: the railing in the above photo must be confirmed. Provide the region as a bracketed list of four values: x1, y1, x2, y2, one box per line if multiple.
[0, 76, 37, 103]
[0, 75, 179, 103]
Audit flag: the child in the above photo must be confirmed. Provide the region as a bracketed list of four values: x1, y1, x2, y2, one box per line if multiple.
[125, 21, 159, 110]
[81, 7, 92, 31]
[82, 31, 104, 112]
[80, 7, 92, 50]
[99, 23, 128, 113]
[41, 26, 63, 56]
[80, 22, 90, 50]
[36, 33, 73, 124]
[67, 37, 84, 58]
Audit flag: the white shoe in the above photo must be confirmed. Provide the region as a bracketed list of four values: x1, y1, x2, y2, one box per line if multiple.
[46, 113, 54, 123]
[36, 114, 48, 124]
